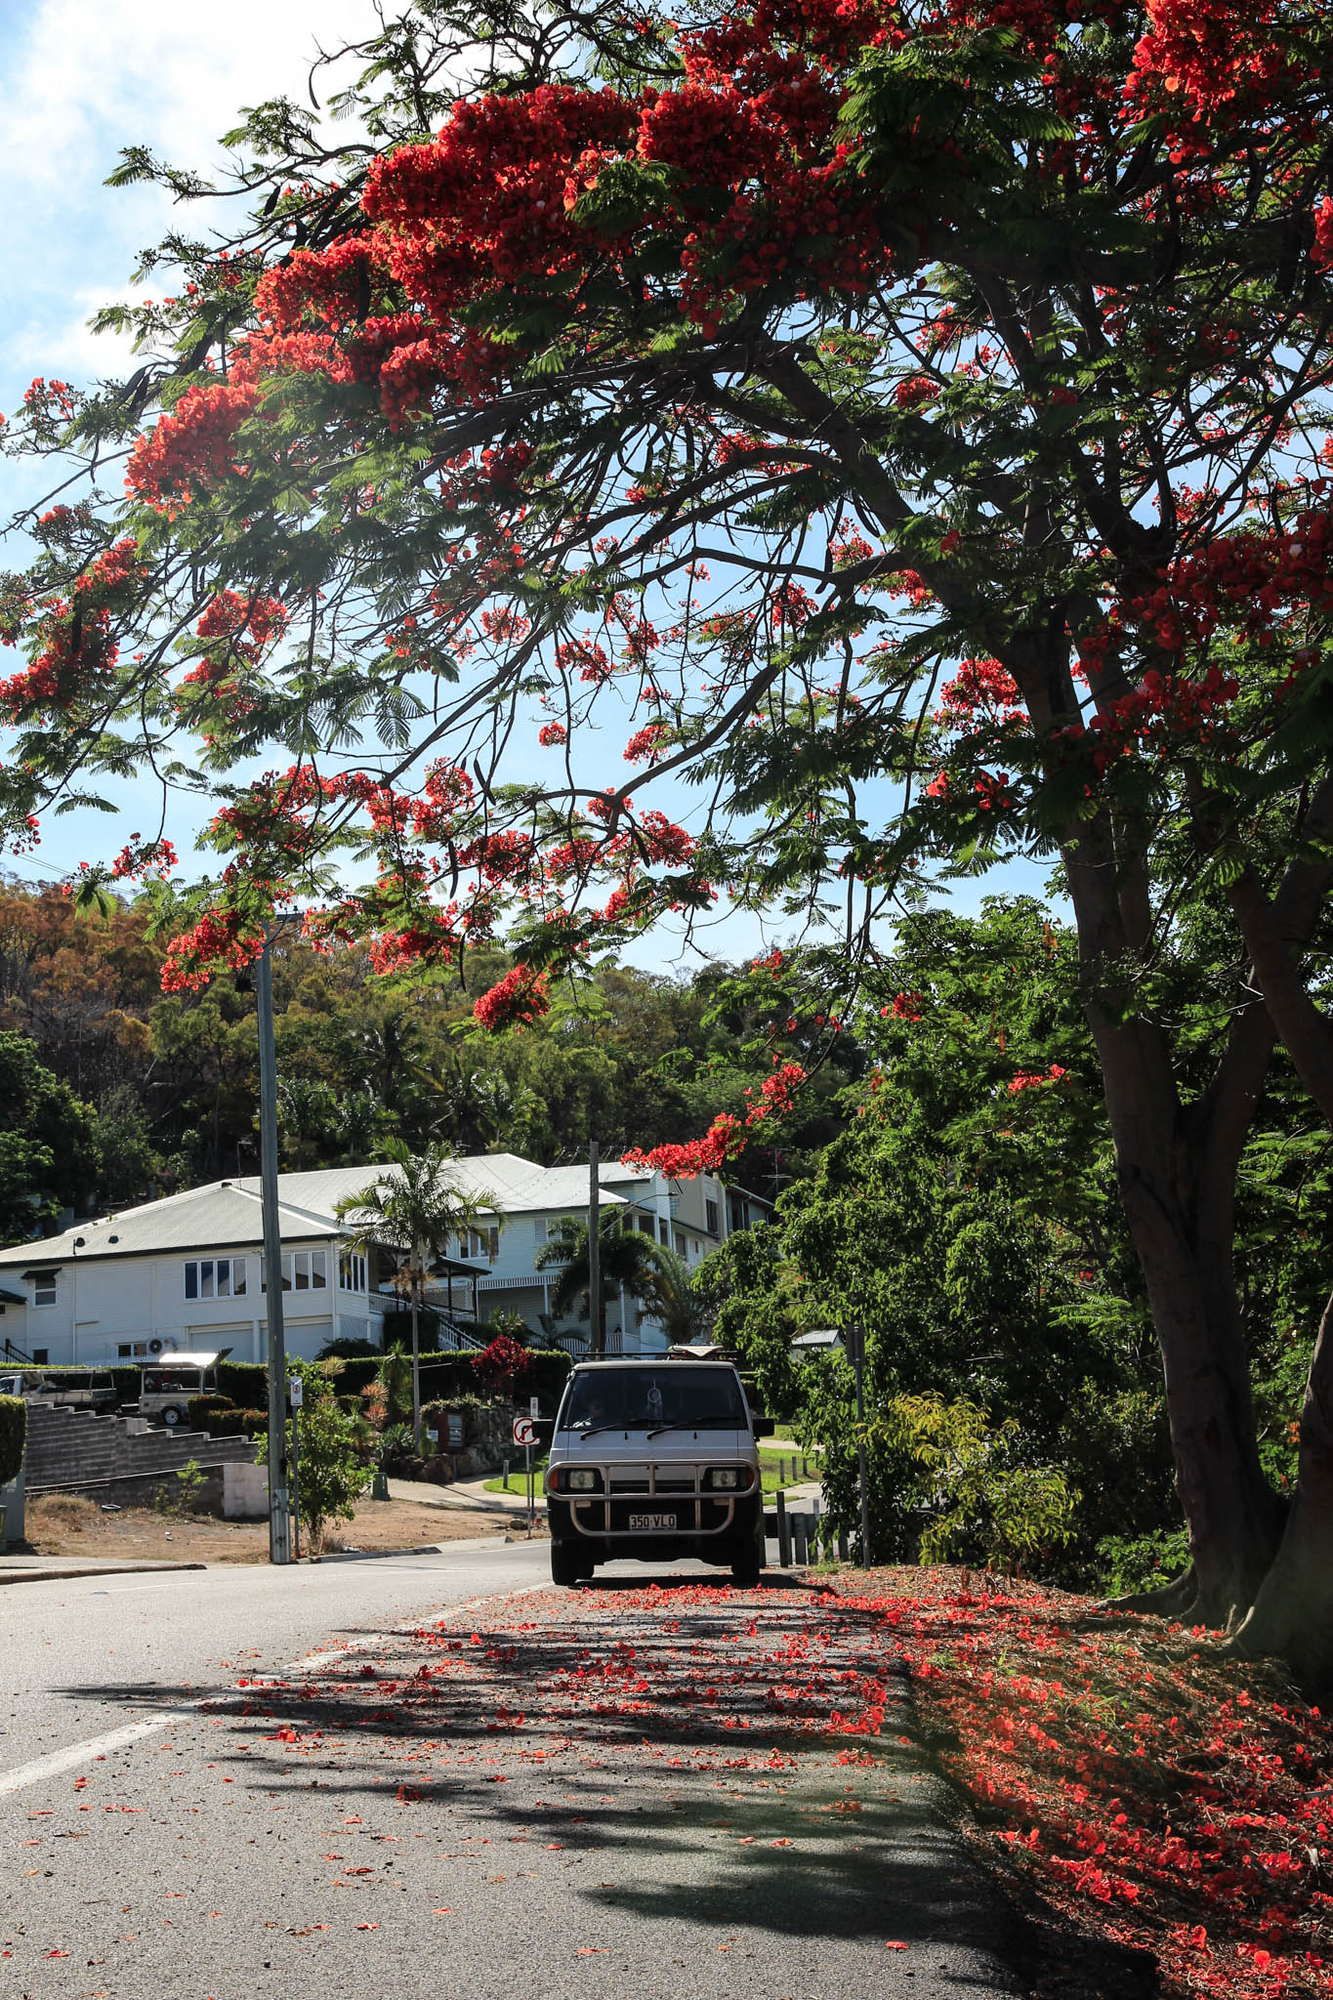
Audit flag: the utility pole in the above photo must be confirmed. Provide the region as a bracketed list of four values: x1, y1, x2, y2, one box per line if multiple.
[852, 1322, 872, 1568]
[256, 936, 292, 1566]
[588, 1137, 603, 1359]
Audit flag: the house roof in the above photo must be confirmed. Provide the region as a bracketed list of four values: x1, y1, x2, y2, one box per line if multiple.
[0, 1152, 628, 1268]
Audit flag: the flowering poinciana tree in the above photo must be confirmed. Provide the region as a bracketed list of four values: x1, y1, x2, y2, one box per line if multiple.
[4, 0, 1333, 1669]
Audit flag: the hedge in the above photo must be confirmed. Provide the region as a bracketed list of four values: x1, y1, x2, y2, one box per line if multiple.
[315, 1347, 573, 1410]
[32, 1347, 573, 1419]
[0, 1395, 25, 1485]
[196, 1407, 266, 1439]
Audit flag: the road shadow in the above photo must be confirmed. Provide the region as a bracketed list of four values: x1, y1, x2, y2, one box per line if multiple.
[51, 1579, 1158, 1995]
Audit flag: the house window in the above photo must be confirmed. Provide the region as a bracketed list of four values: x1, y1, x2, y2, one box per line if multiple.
[705, 1198, 719, 1236]
[184, 1257, 246, 1301]
[638, 1214, 655, 1236]
[466, 1228, 499, 1262]
[260, 1250, 327, 1293]
[30, 1348, 48, 1365]
[339, 1249, 367, 1294]
[31, 1271, 57, 1307]
[659, 1217, 671, 1245]
[674, 1230, 687, 1258]
[534, 1218, 547, 1243]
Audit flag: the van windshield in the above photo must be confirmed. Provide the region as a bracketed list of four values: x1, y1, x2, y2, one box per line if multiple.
[561, 1366, 746, 1433]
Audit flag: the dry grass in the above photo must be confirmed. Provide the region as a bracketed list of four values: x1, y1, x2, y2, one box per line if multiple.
[27, 1493, 101, 1536]
[22, 1491, 523, 1563]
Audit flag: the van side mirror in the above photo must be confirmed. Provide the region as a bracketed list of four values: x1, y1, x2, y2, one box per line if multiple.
[532, 1417, 555, 1448]
[752, 1417, 775, 1439]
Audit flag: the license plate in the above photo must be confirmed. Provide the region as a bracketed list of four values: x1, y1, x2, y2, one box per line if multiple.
[628, 1512, 676, 1531]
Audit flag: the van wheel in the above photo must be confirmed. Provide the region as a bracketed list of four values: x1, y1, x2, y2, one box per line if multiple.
[551, 1542, 582, 1588]
[160, 1404, 185, 1428]
[731, 1553, 762, 1589]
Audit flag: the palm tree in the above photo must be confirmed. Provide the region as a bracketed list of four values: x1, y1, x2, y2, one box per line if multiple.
[638, 1242, 710, 1348]
[336, 1141, 497, 1452]
[537, 1214, 695, 1351]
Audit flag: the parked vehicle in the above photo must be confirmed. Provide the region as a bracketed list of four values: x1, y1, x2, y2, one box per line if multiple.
[130, 1349, 232, 1428]
[544, 1357, 773, 1589]
[0, 1367, 117, 1410]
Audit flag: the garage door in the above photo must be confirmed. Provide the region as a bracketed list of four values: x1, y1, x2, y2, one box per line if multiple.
[283, 1317, 333, 1361]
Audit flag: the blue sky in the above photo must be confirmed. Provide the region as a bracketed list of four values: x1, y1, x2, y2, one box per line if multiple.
[0, 0, 1058, 969]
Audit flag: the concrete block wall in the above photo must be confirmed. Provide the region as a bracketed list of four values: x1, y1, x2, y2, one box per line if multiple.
[24, 1405, 258, 1496]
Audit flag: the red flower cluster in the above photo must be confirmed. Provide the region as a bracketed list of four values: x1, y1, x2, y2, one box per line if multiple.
[622, 1111, 746, 1179]
[936, 656, 1025, 725]
[160, 906, 266, 993]
[623, 720, 670, 765]
[882, 990, 924, 1020]
[743, 1058, 807, 1127]
[537, 721, 568, 747]
[472, 1334, 531, 1396]
[895, 376, 940, 411]
[0, 539, 146, 722]
[473, 964, 551, 1033]
[1008, 1064, 1067, 1093]
[110, 837, 179, 882]
[125, 380, 259, 512]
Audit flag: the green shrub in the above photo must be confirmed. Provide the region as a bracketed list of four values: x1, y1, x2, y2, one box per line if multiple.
[0, 1395, 25, 1484]
[217, 1361, 269, 1406]
[254, 1361, 371, 1550]
[1096, 1526, 1191, 1597]
[198, 1407, 266, 1438]
[187, 1394, 232, 1428]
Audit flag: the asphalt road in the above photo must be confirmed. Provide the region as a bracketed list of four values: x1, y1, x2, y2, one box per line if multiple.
[0, 1548, 1035, 2000]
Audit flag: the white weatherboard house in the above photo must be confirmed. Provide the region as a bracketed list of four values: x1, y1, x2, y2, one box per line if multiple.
[0, 1153, 765, 1368]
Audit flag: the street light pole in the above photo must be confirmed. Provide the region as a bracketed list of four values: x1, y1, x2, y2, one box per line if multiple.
[853, 1322, 872, 1568]
[587, 1136, 602, 1360]
[256, 936, 292, 1566]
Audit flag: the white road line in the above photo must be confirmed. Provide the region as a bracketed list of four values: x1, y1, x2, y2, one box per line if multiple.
[0, 1720, 167, 1797]
[0, 1577, 552, 1799]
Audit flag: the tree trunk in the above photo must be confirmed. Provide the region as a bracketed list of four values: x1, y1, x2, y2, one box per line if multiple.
[1062, 821, 1283, 1626]
[1231, 1292, 1333, 1690]
[1110, 1131, 1281, 1623]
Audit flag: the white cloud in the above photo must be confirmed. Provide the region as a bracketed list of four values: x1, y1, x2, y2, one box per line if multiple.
[0, 1, 375, 878]
[0, 0, 373, 400]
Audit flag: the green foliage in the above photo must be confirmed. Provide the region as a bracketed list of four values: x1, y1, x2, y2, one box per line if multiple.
[375, 1348, 412, 1424]
[1097, 1527, 1192, 1599]
[0, 883, 805, 1202]
[255, 1359, 371, 1549]
[716, 899, 1179, 1577]
[0, 1395, 26, 1485]
[869, 1393, 1078, 1571]
[314, 1335, 382, 1361]
[0, 1032, 102, 1242]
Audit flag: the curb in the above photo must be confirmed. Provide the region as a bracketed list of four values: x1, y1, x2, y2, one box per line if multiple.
[315, 1533, 542, 1563]
[0, 1560, 207, 1586]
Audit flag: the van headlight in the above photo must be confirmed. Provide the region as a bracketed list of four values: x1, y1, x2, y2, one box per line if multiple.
[567, 1468, 599, 1492]
[707, 1466, 741, 1489]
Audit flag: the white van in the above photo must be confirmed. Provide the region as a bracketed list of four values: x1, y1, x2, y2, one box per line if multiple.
[543, 1357, 771, 1589]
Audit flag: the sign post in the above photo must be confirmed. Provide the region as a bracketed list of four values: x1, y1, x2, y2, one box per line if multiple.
[288, 1373, 304, 1562]
[513, 1414, 537, 1538]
